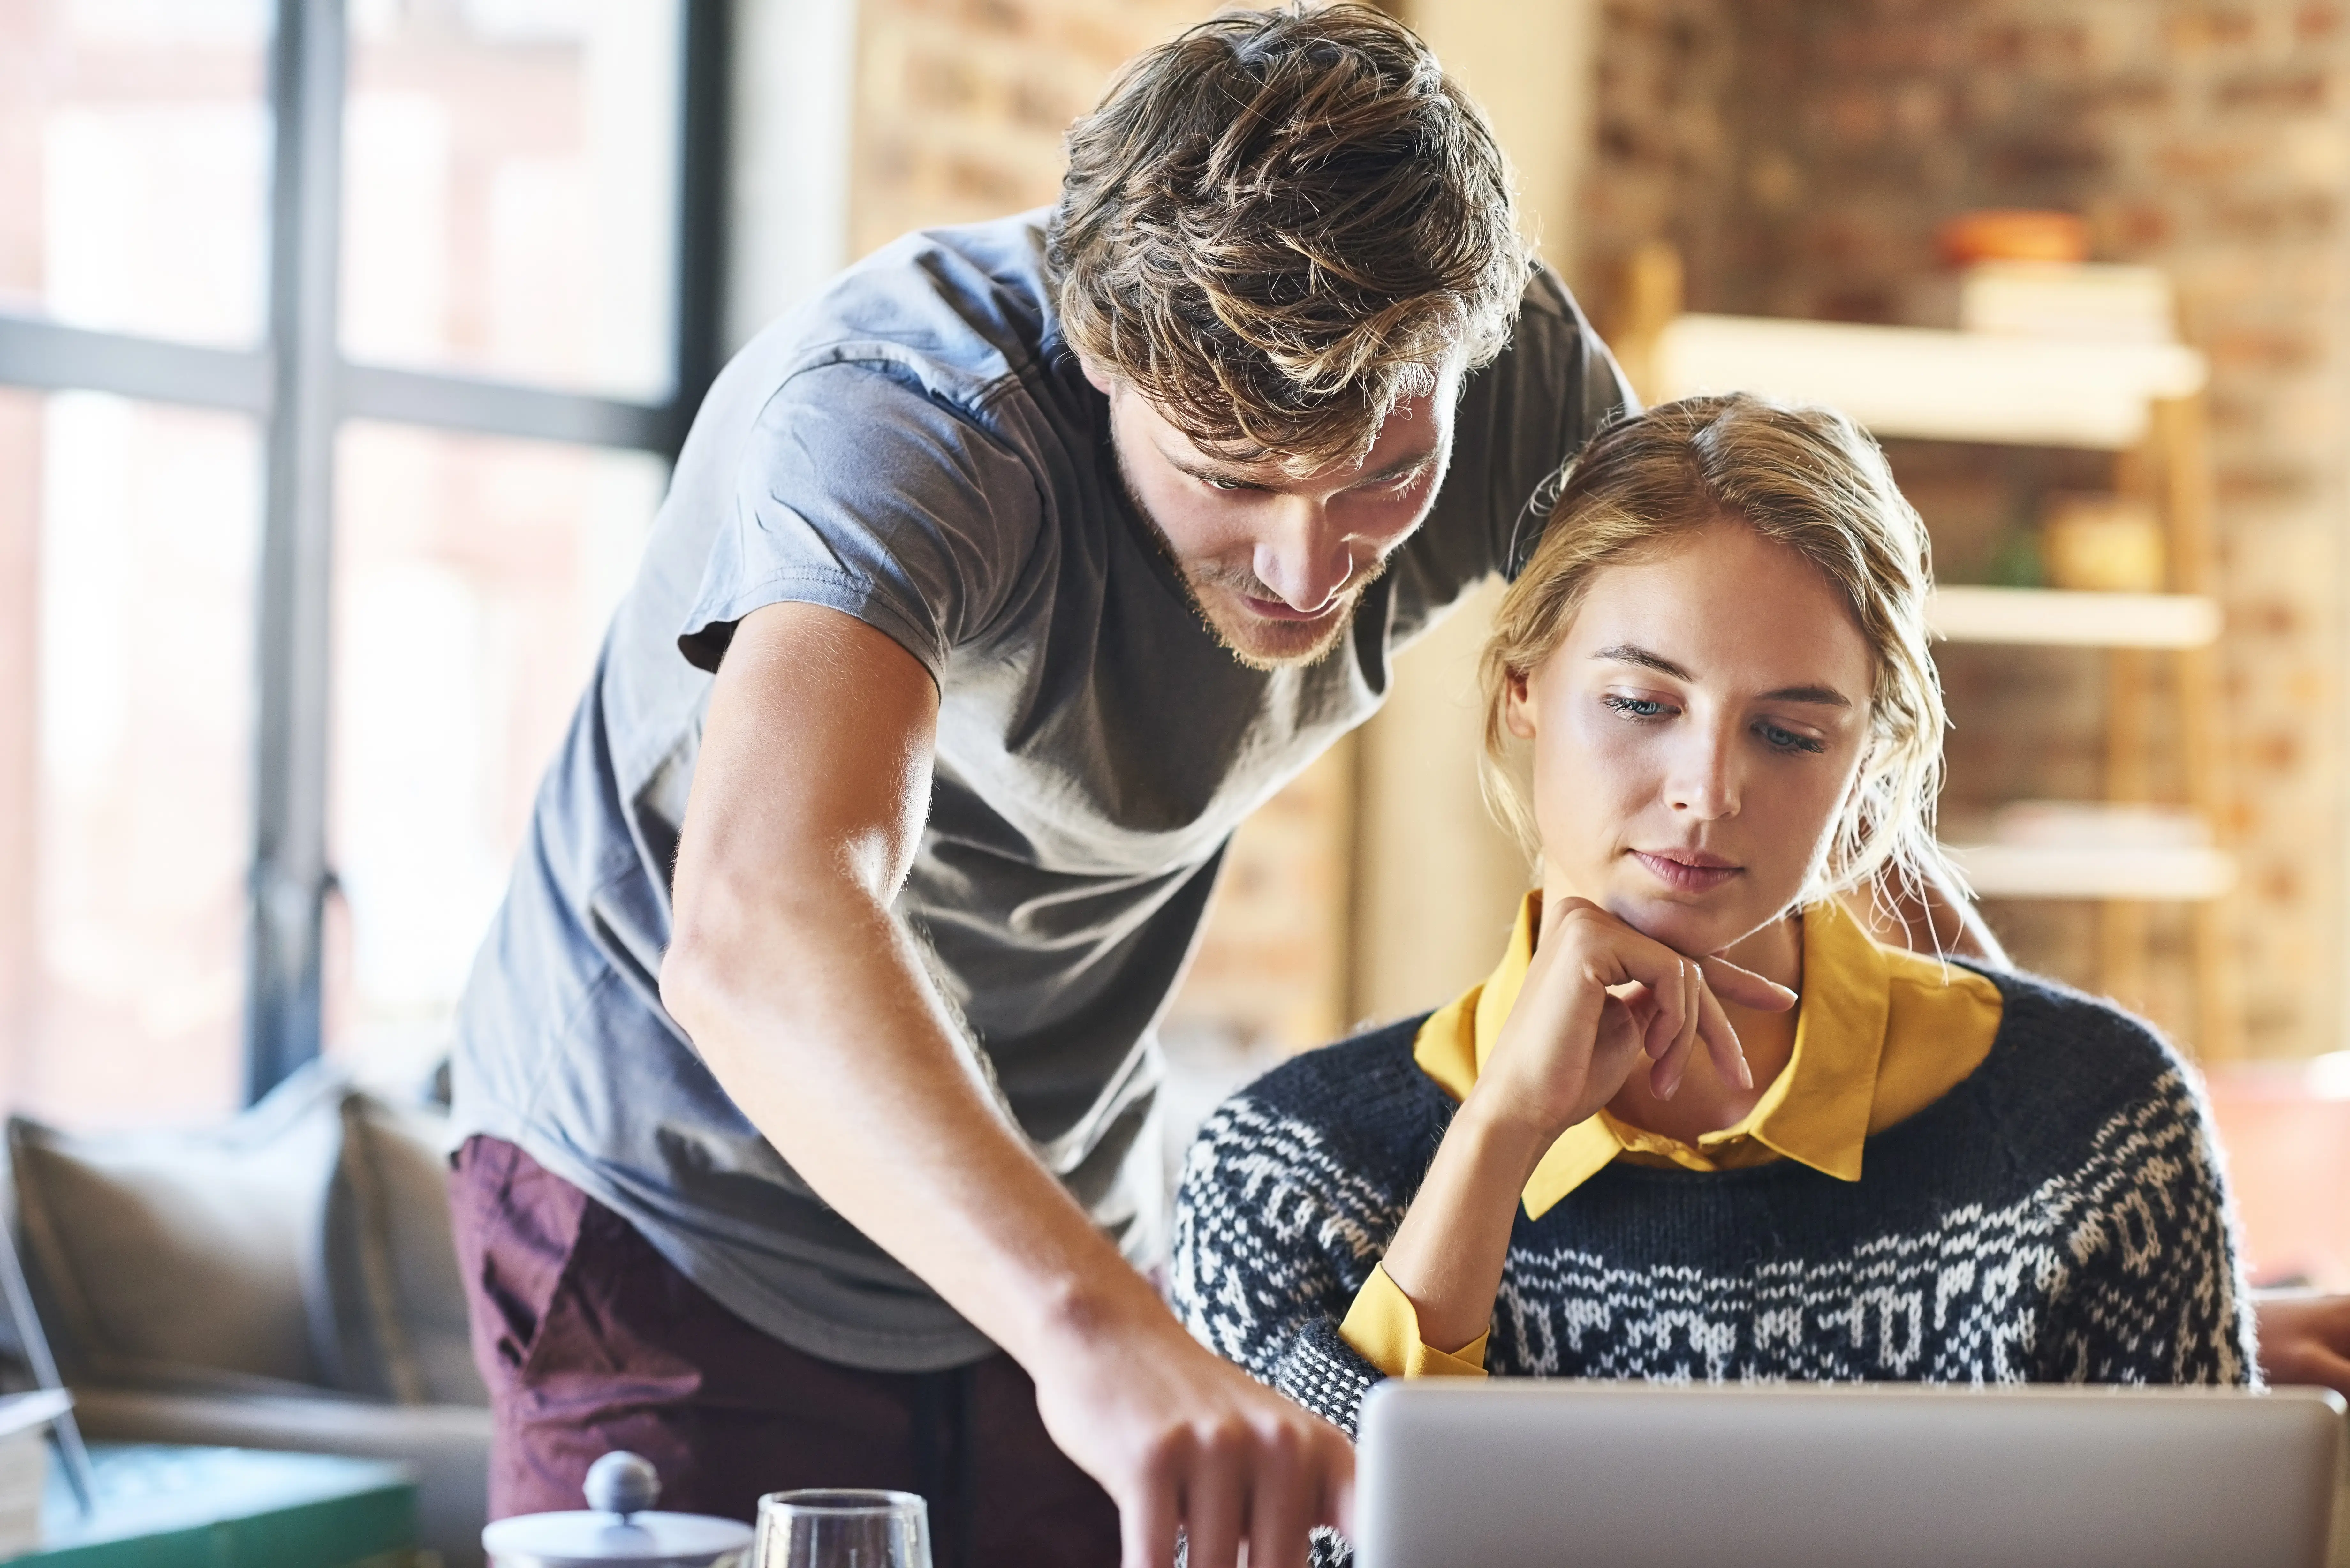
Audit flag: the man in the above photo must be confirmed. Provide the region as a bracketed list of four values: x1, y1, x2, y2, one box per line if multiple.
[447, 8, 2345, 1567]
[454, 13, 1545, 1565]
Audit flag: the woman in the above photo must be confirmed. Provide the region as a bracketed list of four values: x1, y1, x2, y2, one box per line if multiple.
[1170, 393, 2253, 1450]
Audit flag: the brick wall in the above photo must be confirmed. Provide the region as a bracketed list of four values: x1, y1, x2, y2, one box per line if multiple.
[848, 0, 1215, 257]
[1583, 0, 2350, 1059]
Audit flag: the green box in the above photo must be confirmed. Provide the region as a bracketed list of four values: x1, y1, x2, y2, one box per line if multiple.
[7, 1443, 418, 1568]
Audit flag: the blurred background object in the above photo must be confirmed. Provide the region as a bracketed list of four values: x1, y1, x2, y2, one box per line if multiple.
[4, 0, 2350, 1294]
[1936, 207, 2091, 267]
[1953, 261, 2177, 343]
[2202, 1052, 2350, 1290]
[2041, 494, 2167, 594]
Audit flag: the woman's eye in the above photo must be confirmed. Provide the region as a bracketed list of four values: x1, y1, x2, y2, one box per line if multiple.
[1603, 694, 1670, 720]
[1757, 721, 1827, 754]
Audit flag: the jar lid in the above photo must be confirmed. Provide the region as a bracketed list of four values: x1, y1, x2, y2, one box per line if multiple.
[482, 1509, 753, 1567]
[483, 1453, 754, 1568]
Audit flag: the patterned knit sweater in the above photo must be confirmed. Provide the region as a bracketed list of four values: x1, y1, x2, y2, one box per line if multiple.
[1172, 963, 2254, 1464]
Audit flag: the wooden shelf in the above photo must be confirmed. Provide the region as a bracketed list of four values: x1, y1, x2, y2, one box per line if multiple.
[1654, 313, 2207, 450]
[1944, 841, 2236, 901]
[1928, 586, 2222, 649]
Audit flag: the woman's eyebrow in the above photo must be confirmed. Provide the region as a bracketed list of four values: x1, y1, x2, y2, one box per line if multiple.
[1761, 683, 1852, 707]
[1593, 644, 1852, 708]
[1591, 643, 1689, 678]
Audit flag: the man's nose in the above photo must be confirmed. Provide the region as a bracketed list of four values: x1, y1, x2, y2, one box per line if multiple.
[1251, 505, 1354, 612]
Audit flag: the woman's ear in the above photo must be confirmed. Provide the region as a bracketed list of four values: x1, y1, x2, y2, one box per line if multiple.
[1503, 667, 1538, 740]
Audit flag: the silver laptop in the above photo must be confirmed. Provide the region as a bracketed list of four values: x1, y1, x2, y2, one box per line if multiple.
[1355, 1380, 2345, 1568]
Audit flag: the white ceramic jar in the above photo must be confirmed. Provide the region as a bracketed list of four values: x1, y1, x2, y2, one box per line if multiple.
[482, 1452, 755, 1568]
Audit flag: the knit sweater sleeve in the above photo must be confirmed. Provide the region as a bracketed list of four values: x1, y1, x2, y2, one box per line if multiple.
[1168, 1089, 1404, 1440]
[2036, 1064, 2259, 1386]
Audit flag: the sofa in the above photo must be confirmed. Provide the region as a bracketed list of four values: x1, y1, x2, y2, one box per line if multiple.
[2, 1063, 492, 1567]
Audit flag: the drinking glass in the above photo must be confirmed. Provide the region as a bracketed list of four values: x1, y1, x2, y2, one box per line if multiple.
[755, 1489, 932, 1568]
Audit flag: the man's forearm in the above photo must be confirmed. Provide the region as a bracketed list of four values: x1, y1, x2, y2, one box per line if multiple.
[663, 873, 1167, 1367]
[668, 606, 1356, 1568]
[664, 866, 1360, 1568]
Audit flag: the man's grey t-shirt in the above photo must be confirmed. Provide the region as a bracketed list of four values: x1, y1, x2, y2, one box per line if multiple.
[450, 211, 1628, 1372]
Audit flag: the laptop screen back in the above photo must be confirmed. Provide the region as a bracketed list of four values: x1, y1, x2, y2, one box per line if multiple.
[1356, 1381, 2344, 1568]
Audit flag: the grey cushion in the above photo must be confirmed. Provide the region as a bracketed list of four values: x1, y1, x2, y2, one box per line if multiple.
[325, 1094, 486, 1407]
[7, 1059, 488, 1411]
[8, 1067, 346, 1389]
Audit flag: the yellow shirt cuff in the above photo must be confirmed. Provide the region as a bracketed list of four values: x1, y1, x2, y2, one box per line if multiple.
[1337, 1263, 1489, 1378]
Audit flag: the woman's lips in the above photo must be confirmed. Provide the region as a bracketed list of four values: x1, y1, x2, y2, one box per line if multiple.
[1632, 849, 1743, 893]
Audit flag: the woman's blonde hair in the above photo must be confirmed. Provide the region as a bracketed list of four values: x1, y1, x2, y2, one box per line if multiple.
[1481, 392, 1952, 910]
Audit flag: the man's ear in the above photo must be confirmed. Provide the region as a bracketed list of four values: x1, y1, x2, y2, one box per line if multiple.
[1503, 668, 1538, 740]
[1077, 354, 1117, 398]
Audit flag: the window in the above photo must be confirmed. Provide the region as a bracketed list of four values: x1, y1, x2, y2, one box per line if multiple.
[2, 388, 259, 1126]
[0, 0, 726, 1122]
[340, 1, 683, 399]
[1, 0, 273, 347]
[328, 422, 664, 1057]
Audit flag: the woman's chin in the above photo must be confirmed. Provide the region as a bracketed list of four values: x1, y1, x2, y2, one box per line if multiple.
[1599, 893, 1754, 957]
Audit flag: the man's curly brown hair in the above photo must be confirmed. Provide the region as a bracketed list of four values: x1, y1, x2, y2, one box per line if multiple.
[1047, 3, 1531, 475]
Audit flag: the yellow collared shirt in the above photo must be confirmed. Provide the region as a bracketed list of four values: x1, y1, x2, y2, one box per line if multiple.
[1339, 895, 2004, 1377]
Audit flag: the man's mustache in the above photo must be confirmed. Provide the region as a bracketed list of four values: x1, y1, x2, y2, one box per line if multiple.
[1189, 554, 1391, 608]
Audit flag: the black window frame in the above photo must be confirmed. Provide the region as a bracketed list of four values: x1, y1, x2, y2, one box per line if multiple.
[0, 0, 729, 1101]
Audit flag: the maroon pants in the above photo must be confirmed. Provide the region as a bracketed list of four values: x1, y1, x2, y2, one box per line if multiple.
[449, 1135, 1122, 1567]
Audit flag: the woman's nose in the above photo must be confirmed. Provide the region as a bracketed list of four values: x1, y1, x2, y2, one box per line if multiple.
[1667, 730, 1740, 819]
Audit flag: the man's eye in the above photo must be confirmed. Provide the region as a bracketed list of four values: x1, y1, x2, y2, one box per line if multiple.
[1203, 475, 1251, 492]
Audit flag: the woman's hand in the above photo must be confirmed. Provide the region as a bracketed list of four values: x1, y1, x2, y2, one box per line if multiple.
[1469, 895, 1797, 1145]
[1379, 895, 1796, 1356]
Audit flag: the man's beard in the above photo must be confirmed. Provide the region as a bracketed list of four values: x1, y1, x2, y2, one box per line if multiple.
[1182, 558, 1381, 672]
[1117, 477, 1388, 674]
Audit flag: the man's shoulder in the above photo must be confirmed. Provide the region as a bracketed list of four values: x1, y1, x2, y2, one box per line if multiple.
[1452, 260, 1615, 418]
[1392, 264, 1630, 611]
[1517, 259, 1589, 334]
[737, 210, 1065, 408]
[647, 213, 1092, 685]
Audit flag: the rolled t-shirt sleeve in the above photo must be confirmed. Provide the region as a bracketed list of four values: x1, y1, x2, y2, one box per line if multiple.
[678, 358, 1044, 680]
